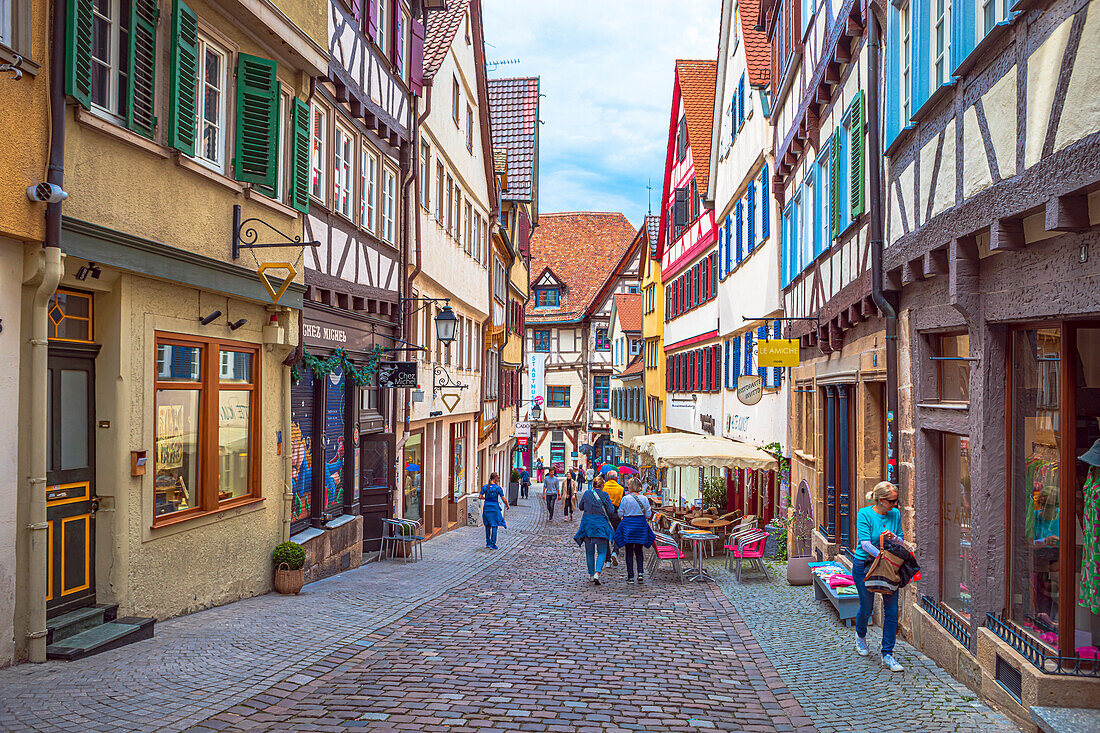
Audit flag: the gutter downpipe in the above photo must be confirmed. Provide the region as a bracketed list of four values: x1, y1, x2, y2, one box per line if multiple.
[22, 0, 68, 662]
[867, 8, 898, 486]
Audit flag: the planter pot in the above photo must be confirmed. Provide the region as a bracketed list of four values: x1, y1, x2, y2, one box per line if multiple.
[763, 524, 781, 557]
[507, 482, 520, 506]
[786, 556, 813, 586]
[274, 566, 305, 594]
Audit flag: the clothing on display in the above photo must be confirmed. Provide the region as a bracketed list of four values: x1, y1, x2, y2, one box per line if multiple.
[1079, 466, 1100, 614]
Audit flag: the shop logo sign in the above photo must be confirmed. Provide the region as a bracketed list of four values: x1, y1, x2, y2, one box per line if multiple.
[256, 262, 297, 305]
[700, 414, 715, 435]
[737, 375, 763, 406]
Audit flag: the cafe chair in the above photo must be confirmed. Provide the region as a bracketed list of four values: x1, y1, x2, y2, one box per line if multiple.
[725, 530, 771, 582]
[648, 532, 686, 583]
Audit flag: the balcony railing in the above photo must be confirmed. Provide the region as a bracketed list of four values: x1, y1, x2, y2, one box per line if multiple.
[985, 613, 1099, 677]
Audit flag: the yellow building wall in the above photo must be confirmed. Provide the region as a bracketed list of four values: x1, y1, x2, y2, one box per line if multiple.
[641, 252, 666, 432]
[274, 0, 328, 47]
[0, 4, 49, 244]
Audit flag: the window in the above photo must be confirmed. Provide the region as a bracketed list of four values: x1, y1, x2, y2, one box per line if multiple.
[47, 289, 94, 342]
[381, 165, 396, 245]
[629, 338, 642, 356]
[194, 37, 228, 170]
[547, 385, 569, 408]
[435, 162, 445, 223]
[934, 0, 951, 87]
[452, 76, 461, 124]
[801, 0, 814, 35]
[900, 2, 911, 121]
[375, 0, 389, 56]
[815, 148, 830, 256]
[452, 181, 461, 240]
[981, 0, 1008, 35]
[473, 212, 483, 263]
[333, 124, 354, 218]
[397, 9, 409, 80]
[936, 332, 970, 402]
[464, 201, 473, 254]
[595, 329, 610, 351]
[310, 104, 327, 201]
[941, 433, 973, 620]
[838, 120, 852, 233]
[154, 335, 259, 521]
[90, 0, 127, 116]
[534, 330, 550, 352]
[361, 148, 378, 233]
[466, 103, 474, 151]
[494, 258, 507, 304]
[594, 375, 610, 411]
[782, 192, 800, 285]
[0, 0, 10, 47]
[420, 142, 430, 209]
[535, 287, 559, 308]
[445, 173, 454, 234]
[627, 285, 640, 294]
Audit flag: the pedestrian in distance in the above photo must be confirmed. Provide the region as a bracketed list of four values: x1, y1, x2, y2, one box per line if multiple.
[544, 467, 560, 520]
[562, 467, 577, 522]
[479, 472, 508, 550]
[519, 465, 531, 500]
[536, 457, 544, 483]
[853, 481, 905, 672]
[602, 470, 626, 567]
[613, 477, 656, 584]
[573, 475, 618, 584]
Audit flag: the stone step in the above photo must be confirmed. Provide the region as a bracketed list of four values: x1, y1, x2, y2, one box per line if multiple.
[46, 604, 118, 644]
[46, 617, 155, 661]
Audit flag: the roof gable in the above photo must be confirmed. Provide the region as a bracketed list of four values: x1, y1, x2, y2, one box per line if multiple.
[613, 293, 642, 332]
[738, 0, 771, 87]
[423, 0, 469, 80]
[676, 59, 718, 197]
[488, 77, 540, 203]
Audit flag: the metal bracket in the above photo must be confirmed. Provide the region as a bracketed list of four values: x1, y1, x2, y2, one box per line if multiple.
[232, 204, 321, 259]
[0, 54, 24, 81]
[432, 365, 469, 397]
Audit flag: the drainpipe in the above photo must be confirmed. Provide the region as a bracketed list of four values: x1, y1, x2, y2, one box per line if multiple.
[866, 8, 898, 486]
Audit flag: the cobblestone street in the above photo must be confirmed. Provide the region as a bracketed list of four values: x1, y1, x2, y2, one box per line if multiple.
[0, 491, 1018, 732]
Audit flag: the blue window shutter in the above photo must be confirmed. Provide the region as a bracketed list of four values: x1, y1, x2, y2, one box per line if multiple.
[884, 4, 901, 146]
[757, 326, 768, 380]
[724, 216, 732, 272]
[738, 75, 745, 128]
[953, 0, 975, 76]
[732, 336, 741, 381]
[912, 0, 931, 113]
[761, 166, 770, 239]
[719, 222, 727, 279]
[735, 199, 743, 263]
[747, 181, 756, 249]
[772, 319, 783, 387]
[744, 331, 752, 374]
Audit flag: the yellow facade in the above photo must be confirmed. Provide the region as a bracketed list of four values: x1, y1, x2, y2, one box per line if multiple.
[641, 243, 666, 433]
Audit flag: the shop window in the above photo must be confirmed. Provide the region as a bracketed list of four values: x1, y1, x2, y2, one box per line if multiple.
[48, 289, 93, 343]
[153, 335, 259, 523]
[403, 433, 422, 522]
[290, 371, 313, 527]
[941, 433, 973, 620]
[936, 332, 970, 402]
[821, 384, 854, 548]
[450, 422, 467, 501]
[547, 385, 569, 408]
[323, 368, 346, 516]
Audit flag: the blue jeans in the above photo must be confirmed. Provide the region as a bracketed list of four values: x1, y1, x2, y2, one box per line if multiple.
[484, 523, 498, 547]
[853, 558, 899, 655]
[584, 538, 608, 576]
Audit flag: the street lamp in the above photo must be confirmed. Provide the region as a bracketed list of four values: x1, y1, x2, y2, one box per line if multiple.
[531, 402, 542, 420]
[435, 304, 458, 343]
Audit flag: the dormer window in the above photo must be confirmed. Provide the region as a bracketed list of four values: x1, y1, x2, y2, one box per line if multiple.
[535, 287, 560, 308]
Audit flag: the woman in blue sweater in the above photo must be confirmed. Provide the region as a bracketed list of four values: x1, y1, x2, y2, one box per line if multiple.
[573, 476, 618, 584]
[853, 481, 905, 672]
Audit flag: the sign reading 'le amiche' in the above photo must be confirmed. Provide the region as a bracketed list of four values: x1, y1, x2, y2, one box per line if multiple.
[758, 338, 799, 367]
[737, 375, 764, 406]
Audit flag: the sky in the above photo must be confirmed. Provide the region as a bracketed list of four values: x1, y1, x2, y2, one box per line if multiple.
[482, 0, 722, 227]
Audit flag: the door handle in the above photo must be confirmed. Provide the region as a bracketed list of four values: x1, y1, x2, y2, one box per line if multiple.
[90, 497, 101, 513]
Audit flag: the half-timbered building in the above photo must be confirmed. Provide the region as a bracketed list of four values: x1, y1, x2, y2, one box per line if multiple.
[609, 294, 644, 463]
[883, 0, 1100, 717]
[524, 213, 640, 473]
[761, 0, 889, 560]
[640, 215, 668, 436]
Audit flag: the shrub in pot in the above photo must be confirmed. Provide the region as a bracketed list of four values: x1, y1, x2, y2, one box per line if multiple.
[273, 541, 306, 594]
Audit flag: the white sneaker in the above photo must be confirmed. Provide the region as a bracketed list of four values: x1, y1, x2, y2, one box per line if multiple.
[611, 554, 619, 567]
[593, 572, 601, 585]
[856, 637, 869, 656]
[882, 654, 904, 672]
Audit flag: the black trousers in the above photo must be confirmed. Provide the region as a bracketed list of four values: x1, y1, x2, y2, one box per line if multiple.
[562, 497, 573, 518]
[545, 494, 557, 518]
[624, 544, 645, 578]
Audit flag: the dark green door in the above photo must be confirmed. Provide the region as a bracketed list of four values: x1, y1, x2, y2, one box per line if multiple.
[46, 351, 98, 617]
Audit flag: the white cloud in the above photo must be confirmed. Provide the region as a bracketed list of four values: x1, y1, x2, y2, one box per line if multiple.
[483, 0, 721, 220]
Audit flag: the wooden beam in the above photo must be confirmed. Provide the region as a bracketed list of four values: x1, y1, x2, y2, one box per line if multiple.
[861, 294, 878, 319]
[1045, 192, 1090, 232]
[837, 308, 850, 330]
[349, 96, 365, 118]
[834, 39, 852, 64]
[990, 218, 1025, 252]
[334, 81, 349, 104]
[886, 266, 903, 292]
[816, 84, 832, 104]
[924, 246, 949, 277]
[902, 257, 926, 285]
[845, 15, 864, 37]
[824, 65, 841, 85]
[848, 303, 864, 325]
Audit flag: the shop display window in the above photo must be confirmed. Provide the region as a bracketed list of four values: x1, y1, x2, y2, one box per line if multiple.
[941, 433, 973, 619]
[936, 332, 970, 402]
[323, 368, 347, 516]
[403, 433, 423, 522]
[290, 370, 314, 525]
[1073, 327, 1100, 659]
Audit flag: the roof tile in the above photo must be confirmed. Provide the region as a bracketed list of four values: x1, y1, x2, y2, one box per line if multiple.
[488, 77, 539, 201]
[613, 293, 642, 332]
[676, 59, 718, 197]
[423, 0, 469, 80]
[738, 0, 771, 87]
[645, 214, 660, 249]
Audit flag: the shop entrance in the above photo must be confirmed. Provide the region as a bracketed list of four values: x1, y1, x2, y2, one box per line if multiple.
[46, 349, 98, 617]
[823, 384, 854, 548]
[359, 433, 393, 554]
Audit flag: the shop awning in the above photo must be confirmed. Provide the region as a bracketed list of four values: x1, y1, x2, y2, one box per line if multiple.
[630, 433, 778, 471]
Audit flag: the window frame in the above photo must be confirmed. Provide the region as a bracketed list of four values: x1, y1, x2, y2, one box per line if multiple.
[535, 287, 559, 308]
[361, 146, 378, 234]
[90, 0, 125, 118]
[493, 258, 507, 304]
[452, 75, 461, 125]
[466, 102, 474, 152]
[375, 0, 390, 56]
[933, 0, 952, 88]
[381, 164, 397, 245]
[534, 330, 550, 352]
[939, 432, 973, 623]
[193, 35, 230, 173]
[593, 375, 610, 411]
[595, 328, 611, 351]
[419, 141, 431, 210]
[152, 332, 262, 527]
[547, 385, 570, 408]
[309, 102, 328, 203]
[332, 121, 355, 220]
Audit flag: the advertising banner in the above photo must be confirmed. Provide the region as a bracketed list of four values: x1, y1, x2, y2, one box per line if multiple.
[528, 352, 546, 409]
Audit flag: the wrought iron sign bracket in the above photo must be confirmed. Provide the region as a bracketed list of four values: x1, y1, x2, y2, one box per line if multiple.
[400, 295, 451, 320]
[433, 365, 469, 397]
[232, 204, 321, 260]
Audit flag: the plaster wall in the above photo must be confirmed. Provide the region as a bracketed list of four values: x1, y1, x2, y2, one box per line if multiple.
[664, 280, 719, 348]
[666, 391, 723, 437]
[0, 240, 23, 667]
[407, 280, 482, 423]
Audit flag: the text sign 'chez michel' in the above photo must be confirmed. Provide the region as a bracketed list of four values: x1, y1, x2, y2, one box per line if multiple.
[302, 308, 373, 352]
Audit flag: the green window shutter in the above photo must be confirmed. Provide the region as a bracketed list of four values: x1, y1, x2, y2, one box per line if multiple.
[830, 129, 841, 239]
[167, 0, 199, 155]
[290, 99, 310, 213]
[127, 0, 159, 138]
[65, 0, 94, 109]
[849, 90, 866, 220]
[234, 53, 280, 188]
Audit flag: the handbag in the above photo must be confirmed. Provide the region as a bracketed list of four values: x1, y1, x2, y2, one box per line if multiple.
[864, 535, 903, 595]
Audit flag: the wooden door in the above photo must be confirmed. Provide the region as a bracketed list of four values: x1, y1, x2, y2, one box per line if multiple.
[359, 432, 394, 552]
[46, 352, 97, 617]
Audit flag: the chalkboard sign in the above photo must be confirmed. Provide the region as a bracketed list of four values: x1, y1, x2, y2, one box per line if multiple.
[377, 361, 418, 389]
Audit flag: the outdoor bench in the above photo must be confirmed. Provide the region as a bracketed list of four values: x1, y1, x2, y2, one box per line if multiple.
[809, 561, 860, 626]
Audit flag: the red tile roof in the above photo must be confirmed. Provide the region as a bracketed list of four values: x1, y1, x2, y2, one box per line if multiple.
[488, 77, 540, 201]
[423, 0, 469, 81]
[613, 293, 642, 332]
[617, 354, 644, 378]
[526, 212, 637, 323]
[738, 0, 771, 87]
[677, 60, 717, 197]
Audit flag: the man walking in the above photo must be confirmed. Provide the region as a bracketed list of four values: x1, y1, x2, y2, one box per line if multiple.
[543, 467, 560, 520]
[519, 465, 531, 500]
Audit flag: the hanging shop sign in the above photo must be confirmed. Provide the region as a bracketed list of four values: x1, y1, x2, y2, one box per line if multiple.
[302, 306, 375, 353]
[700, 414, 716, 435]
[737, 375, 764, 406]
[378, 361, 419, 389]
[517, 437, 529, 447]
[256, 262, 297, 305]
[515, 421, 531, 438]
[758, 338, 799, 367]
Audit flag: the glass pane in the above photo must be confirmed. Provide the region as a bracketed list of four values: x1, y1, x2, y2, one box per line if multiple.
[1074, 328, 1100, 651]
[290, 371, 313, 524]
[403, 434, 422, 522]
[60, 369, 89, 470]
[1009, 328, 1062, 647]
[219, 351, 252, 383]
[323, 369, 346, 515]
[156, 343, 201, 381]
[938, 333, 971, 401]
[452, 433, 466, 498]
[155, 389, 200, 517]
[218, 390, 251, 501]
[942, 434, 973, 619]
[361, 439, 389, 493]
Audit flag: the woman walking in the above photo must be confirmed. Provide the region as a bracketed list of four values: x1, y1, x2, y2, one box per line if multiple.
[562, 467, 577, 521]
[614, 477, 656, 583]
[853, 481, 905, 671]
[479, 472, 508, 550]
[573, 476, 618, 584]
[543, 467, 560, 520]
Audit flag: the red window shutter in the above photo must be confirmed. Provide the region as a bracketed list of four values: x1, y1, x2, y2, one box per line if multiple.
[366, 0, 378, 37]
[352, 0, 362, 21]
[410, 18, 425, 95]
[392, 10, 403, 71]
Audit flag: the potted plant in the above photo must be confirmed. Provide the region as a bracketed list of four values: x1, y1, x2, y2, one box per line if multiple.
[507, 468, 520, 506]
[273, 541, 306, 594]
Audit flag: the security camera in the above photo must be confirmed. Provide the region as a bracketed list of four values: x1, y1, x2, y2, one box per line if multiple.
[26, 183, 68, 204]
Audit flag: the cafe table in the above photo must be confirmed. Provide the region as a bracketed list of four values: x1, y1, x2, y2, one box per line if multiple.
[679, 530, 718, 582]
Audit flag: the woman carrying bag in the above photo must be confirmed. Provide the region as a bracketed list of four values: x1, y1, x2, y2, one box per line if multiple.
[573, 476, 618, 584]
[613, 477, 656, 583]
[853, 481, 905, 672]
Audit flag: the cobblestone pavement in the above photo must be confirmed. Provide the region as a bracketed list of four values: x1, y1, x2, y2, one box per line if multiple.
[0, 488, 1020, 733]
[710, 557, 1019, 733]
